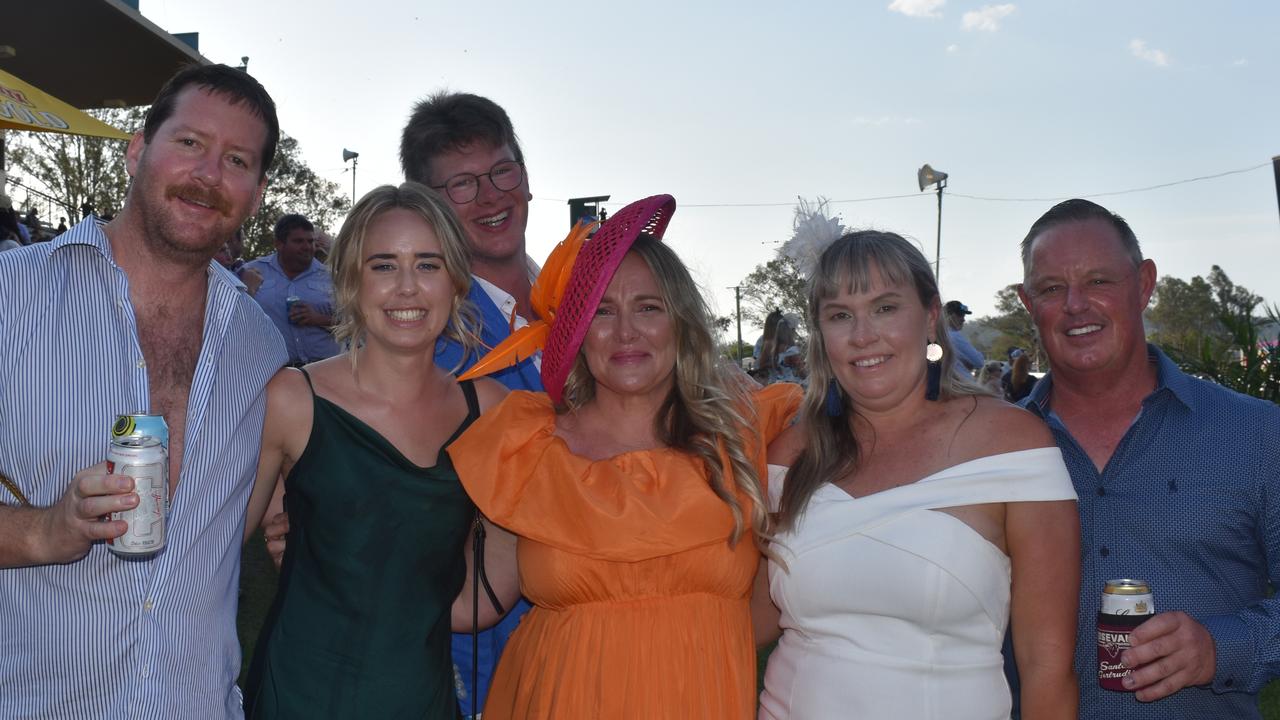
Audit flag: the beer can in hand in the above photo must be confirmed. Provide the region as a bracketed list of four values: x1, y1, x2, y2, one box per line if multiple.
[1097, 578, 1155, 691]
[107, 436, 168, 557]
[112, 413, 169, 516]
[286, 295, 302, 324]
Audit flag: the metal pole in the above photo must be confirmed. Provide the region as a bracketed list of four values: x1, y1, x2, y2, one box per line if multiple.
[1272, 155, 1279, 227]
[734, 286, 743, 361]
[351, 157, 358, 204]
[934, 182, 944, 283]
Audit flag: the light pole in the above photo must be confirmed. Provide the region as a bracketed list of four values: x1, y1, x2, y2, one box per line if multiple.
[917, 164, 949, 283]
[727, 285, 743, 363]
[343, 148, 359, 204]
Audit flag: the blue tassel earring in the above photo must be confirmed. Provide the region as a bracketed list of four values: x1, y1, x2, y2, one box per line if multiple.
[825, 378, 843, 416]
[925, 341, 943, 401]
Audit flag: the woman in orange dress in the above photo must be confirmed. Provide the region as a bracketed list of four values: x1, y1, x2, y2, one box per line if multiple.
[449, 195, 799, 719]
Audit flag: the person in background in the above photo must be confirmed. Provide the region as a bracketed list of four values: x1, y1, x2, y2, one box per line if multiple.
[945, 299, 985, 377]
[758, 230, 1079, 720]
[978, 360, 1005, 395]
[1004, 350, 1037, 403]
[244, 214, 340, 366]
[0, 208, 23, 250]
[1011, 198, 1280, 719]
[0, 62, 286, 719]
[756, 310, 804, 384]
[313, 229, 333, 263]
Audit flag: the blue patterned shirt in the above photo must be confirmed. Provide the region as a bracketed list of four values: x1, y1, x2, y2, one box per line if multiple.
[1022, 345, 1280, 719]
[0, 218, 287, 719]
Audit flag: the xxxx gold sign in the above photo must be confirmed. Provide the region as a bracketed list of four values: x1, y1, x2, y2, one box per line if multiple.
[0, 81, 72, 131]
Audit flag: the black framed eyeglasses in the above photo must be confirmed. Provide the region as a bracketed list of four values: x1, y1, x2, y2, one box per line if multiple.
[432, 160, 525, 204]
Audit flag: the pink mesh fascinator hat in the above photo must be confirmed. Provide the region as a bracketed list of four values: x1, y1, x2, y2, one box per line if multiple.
[541, 194, 677, 404]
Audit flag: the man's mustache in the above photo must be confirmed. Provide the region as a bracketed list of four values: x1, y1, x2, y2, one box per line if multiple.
[165, 183, 232, 216]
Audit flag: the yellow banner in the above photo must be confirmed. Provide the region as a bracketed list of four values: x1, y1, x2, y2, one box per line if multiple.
[0, 68, 131, 140]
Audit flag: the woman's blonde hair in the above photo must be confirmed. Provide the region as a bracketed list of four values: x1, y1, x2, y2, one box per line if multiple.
[775, 230, 987, 532]
[558, 236, 768, 548]
[328, 182, 478, 367]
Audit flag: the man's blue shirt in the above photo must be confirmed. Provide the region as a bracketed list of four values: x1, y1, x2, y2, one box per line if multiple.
[439, 281, 538, 717]
[243, 253, 339, 364]
[1020, 345, 1280, 719]
[949, 328, 985, 375]
[0, 219, 287, 718]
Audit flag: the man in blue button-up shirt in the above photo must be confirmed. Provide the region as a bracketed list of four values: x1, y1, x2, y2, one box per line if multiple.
[0, 64, 287, 719]
[244, 213, 340, 364]
[1014, 198, 1280, 719]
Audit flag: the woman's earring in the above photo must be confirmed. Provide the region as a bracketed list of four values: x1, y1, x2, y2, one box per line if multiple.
[925, 341, 943, 401]
[825, 378, 843, 417]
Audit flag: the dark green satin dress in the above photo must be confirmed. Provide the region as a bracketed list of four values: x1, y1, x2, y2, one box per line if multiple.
[244, 372, 477, 719]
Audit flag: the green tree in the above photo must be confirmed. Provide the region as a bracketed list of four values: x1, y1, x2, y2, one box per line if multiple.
[977, 284, 1042, 367]
[738, 254, 807, 328]
[241, 134, 351, 258]
[6, 107, 143, 221]
[7, 112, 348, 259]
[1146, 274, 1224, 352]
[1158, 266, 1279, 403]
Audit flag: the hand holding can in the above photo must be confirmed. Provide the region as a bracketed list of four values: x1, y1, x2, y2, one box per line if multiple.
[37, 462, 138, 564]
[286, 296, 304, 325]
[1097, 578, 1155, 691]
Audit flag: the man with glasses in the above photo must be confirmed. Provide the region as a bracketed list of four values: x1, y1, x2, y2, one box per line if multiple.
[1009, 199, 1280, 719]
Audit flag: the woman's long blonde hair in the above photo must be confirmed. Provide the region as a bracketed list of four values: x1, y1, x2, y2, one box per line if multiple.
[558, 236, 769, 548]
[775, 230, 987, 532]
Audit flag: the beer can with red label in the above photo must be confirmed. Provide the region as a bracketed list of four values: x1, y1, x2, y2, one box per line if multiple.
[106, 436, 168, 557]
[1097, 578, 1155, 691]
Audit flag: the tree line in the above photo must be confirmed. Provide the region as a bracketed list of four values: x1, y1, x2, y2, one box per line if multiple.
[6, 107, 350, 259]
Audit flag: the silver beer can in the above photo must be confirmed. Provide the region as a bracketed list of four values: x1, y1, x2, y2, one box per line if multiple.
[107, 436, 168, 557]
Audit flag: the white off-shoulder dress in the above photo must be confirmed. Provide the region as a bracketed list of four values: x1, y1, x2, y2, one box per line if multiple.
[759, 448, 1076, 720]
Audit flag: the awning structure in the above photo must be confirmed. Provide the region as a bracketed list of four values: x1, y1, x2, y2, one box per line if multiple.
[0, 69, 130, 140]
[1, 0, 209, 109]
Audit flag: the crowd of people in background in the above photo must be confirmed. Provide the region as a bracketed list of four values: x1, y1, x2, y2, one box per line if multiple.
[0, 61, 1277, 720]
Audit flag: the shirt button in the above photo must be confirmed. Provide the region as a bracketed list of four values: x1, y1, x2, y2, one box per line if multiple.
[1225, 678, 1235, 688]
[143, 599, 154, 611]
[140, 666, 150, 678]
[136, 358, 147, 369]
[1097, 487, 1106, 496]
[1099, 546, 1110, 557]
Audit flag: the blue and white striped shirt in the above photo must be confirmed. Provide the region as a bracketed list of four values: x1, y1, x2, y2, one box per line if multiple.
[0, 218, 287, 719]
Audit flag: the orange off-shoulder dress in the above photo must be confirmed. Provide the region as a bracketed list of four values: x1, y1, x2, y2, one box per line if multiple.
[449, 383, 801, 720]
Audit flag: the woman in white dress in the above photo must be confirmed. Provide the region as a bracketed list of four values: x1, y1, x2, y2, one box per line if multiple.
[755, 230, 1079, 720]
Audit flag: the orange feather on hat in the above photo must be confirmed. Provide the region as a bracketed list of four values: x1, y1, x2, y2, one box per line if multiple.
[457, 218, 598, 381]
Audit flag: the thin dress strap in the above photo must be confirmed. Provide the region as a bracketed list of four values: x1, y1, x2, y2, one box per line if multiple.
[459, 379, 480, 422]
[296, 366, 317, 396]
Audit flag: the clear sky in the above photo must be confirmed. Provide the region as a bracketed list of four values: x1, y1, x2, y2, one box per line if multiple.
[143, 0, 1279, 330]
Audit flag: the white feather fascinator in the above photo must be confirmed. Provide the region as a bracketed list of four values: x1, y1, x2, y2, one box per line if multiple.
[779, 196, 845, 278]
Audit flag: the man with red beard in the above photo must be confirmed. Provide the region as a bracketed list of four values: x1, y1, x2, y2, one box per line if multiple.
[0, 64, 286, 718]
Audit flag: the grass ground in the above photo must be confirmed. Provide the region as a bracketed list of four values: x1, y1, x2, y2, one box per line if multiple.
[237, 533, 1280, 716]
